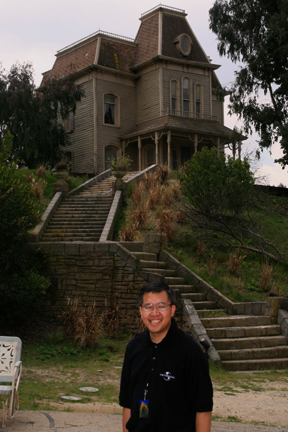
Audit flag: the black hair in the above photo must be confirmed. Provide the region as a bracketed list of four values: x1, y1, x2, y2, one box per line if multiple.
[138, 282, 176, 306]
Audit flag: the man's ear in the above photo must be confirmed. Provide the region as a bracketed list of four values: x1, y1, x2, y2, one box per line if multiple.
[171, 304, 176, 317]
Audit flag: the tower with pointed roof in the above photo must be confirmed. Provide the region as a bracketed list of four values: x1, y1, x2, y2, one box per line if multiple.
[42, 4, 245, 174]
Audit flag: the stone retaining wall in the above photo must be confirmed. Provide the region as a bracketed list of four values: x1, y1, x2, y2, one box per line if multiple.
[31, 241, 165, 332]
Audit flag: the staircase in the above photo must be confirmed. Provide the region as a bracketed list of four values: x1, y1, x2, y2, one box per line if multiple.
[126, 244, 288, 370]
[40, 195, 113, 242]
[40, 172, 137, 242]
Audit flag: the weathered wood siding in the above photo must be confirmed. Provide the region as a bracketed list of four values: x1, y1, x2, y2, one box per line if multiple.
[212, 98, 223, 124]
[68, 80, 94, 173]
[137, 68, 160, 123]
[162, 68, 211, 116]
[97, 79, 136, 173]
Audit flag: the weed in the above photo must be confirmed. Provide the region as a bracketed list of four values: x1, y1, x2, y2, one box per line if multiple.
[157, 209, 176, 241]
[228, 251, 246, 275]
[37, 166, 47, 178]
[132, 205, 148, 229]
[207, 256, 217, 275]
[261, 264, 273, 291]
[119, 225, 137, 241]
[148, 184, 162, 209]
[101, 302, 120, 338]
[195, 242, 207, 262]
[156, 164, 169, 184]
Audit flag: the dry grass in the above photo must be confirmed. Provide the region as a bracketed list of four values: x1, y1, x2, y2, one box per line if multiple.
[62, 299, 101, 348]
[36, 165, 47, 178]
[228, 251, 246, 276]
[118, 166, 182, 242]
[261, 264, 273, 291]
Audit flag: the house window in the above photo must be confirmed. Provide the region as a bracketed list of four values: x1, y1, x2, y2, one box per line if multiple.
[104, 95, 115, 124]
[195, 84, 202, 118]
[173, 34, 192, 57]
[171, 80, 177, 115]
[183, 78, 190, 116]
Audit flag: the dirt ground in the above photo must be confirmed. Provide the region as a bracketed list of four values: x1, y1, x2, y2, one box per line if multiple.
[47, 379, 288, 429]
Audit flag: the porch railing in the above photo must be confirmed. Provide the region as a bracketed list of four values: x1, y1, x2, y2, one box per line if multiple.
[163, 108, 219, 122]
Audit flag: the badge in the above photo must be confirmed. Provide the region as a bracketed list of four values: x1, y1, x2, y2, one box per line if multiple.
[139, 399, 149, 418]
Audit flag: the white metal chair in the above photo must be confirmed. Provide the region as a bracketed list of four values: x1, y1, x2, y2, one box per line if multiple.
[0, 337, 22, 428]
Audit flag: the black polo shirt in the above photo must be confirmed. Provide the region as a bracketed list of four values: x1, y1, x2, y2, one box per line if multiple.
[119, 319, 213, 432]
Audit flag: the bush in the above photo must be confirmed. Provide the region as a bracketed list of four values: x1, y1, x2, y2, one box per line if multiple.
[0, 133, 53, 323]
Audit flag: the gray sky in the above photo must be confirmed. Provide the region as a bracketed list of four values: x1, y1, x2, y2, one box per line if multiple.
[1, 0, 287, 186]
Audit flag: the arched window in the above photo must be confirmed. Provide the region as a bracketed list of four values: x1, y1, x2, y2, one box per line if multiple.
[182, 78, 190, 116]
[104, 94, 116, 125]
[171, 80, 177, 115]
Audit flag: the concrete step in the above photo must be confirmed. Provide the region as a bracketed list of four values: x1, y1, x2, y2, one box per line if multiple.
[182, 300, 217, 310]
[201, 315, 273, 328]
[197, 309, 227, 318]
[222, 358, 288, 371]
[206, 325, 282, 339]
[139, 260, 167, 269]
[40, 236, 100, 242]
[171, 285, 199, 293]
[142, 268, 176, 276]
[43, 228, 103, 234]
[181, 293, 206, 301]
[133, 252, 157, 261]
[49, 220, 107, 226]
[219, 345, 288, 361]
[212, 335, 287, 350]
[164, 277, 185, 285]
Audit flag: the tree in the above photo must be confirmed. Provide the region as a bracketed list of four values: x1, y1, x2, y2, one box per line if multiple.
[0, 62, 84, 168]
[0, 133, 54, 323]
[180, 147, 283, 261]
[209, 0, 288, 166]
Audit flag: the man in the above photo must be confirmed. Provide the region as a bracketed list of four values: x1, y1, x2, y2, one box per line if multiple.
[119, 282, 213, 432]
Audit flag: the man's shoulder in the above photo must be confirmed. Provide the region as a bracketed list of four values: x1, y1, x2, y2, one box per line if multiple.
[173, 325, 205, 356]
[125, 330, 148, 352]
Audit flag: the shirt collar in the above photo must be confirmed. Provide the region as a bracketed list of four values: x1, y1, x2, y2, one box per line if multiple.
[145, 317, 178, 346]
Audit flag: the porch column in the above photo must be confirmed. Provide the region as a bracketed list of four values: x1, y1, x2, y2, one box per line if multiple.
[217, 137, 220, 157]
[167, 130, 171, 170]
[121, 140, 126, 156]
[155, 131, 159, 165]
[138, 136, 142, 171]
[194, 134, 198, 153]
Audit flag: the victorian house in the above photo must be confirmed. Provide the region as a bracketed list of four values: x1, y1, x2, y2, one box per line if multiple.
[42, 4, 244, 174]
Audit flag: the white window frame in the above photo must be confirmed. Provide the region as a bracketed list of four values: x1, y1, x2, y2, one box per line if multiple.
[194, 83, 203, 118]
[182, 77, 192, 117]
[103, 93, 120, 127]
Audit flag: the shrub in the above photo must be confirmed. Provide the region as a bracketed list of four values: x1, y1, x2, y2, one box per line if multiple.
[119, 225, 137, 241]
[0, 133, 52, 323]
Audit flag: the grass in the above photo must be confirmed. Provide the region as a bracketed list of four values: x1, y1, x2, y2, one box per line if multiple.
[19, 335, 288, 412]
[14, 168, 89, 222]
[20, 334, 129, 410]
[116, 169, 288, 302]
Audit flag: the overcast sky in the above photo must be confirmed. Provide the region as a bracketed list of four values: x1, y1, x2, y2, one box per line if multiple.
[1, 0, 287, 186]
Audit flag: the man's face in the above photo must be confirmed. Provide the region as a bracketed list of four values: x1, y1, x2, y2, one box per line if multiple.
[139, 291, 176, 343]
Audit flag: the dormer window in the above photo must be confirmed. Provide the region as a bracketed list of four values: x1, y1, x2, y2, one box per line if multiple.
[103, 93, 120, 127]
[174, 34, 192, 57]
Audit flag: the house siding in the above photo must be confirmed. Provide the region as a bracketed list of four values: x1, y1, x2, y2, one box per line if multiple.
[162, 68, 211, 116]
[212, 98, 223, 124]
[137, 68, 160, 124]
[96, 78, 136, 173]
[69, 79, 94, 173]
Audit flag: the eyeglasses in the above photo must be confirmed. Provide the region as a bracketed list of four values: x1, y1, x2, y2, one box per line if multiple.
[142, 302, 172, 312]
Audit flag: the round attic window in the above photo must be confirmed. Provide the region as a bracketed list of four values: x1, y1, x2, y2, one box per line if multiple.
[174, 34, 192, 57]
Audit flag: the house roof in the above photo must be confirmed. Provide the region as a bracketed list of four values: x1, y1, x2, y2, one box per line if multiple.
[42, 5, 219, 83]
[121, 115, 247, 142]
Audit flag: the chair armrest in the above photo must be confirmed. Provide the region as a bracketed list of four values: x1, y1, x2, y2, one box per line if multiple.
[12, 361, 22, 391]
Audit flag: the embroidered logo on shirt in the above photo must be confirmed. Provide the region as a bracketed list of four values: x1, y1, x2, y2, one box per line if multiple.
[160, 371, 175, 381]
